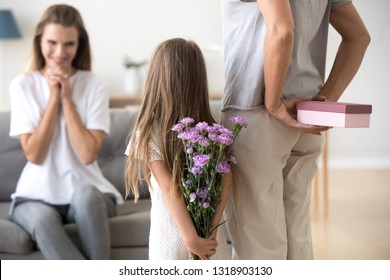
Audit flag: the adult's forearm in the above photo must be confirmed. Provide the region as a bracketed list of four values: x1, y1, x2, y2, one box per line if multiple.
[263, 29, 294, 111]
[320, 2, 371, 101]
[257, 0, 295, 111]
[319, 36, 370, 102]
[61, 98, 101, 164]
[21, 99, 59, 164]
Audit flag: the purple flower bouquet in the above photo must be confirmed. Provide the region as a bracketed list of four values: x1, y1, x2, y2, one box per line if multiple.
[172, 116, 247, 259]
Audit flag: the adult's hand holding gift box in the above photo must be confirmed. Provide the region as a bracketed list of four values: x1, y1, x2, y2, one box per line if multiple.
[297, 101, 372, 128]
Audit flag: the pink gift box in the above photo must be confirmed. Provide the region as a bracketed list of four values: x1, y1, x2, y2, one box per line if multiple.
[297, 101, 372, 128]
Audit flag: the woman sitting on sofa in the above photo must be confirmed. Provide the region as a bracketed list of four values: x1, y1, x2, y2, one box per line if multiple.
[8, 4, 123, 259]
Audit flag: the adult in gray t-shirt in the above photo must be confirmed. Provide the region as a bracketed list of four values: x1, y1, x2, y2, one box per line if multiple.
[221, 0, 370, 259]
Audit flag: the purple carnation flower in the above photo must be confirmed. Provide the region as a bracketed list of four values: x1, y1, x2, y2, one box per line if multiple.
[229, 155, 238, 164]
[207, 132, 218, 142]
[217, 161, 231, 173]
[219, 127, 233, 136]
[177, 132, 186, 139]
[196, 122, 209, 131]
[178, 129, 199, 143]
[212, 123, 224, 130]
[189, 192, 197, 202]
[198, 136, 211, 147]
[196, 187, 208, 199]
[185, 128, 200, 143]
[191, 166, 204, 175]
[203, 201, 210, 209]
[206, 126, 218, 133]
[193, 154, 210, 167]
[230, 116, 248, 128]
[171, 123, 185, 131]
[182, 179, 191, 188]
[217, 134, 233, 146]
[181, 117, 195, 125]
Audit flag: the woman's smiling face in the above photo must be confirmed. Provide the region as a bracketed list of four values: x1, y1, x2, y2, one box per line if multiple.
[40, 23, 79, 73]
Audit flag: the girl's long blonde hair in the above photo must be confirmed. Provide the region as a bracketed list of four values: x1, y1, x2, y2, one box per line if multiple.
[125, 38, 215, 201]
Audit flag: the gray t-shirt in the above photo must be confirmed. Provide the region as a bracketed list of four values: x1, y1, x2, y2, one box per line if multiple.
[221, 0, 352, 111]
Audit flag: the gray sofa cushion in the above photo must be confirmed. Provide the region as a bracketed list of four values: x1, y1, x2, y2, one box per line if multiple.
[110, 199, 151, 247]
[0, 111, 26, 202]
[60, 199, 151, 248]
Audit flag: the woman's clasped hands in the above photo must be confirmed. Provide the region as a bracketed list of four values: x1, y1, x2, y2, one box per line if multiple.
[45, 67, 72, 102]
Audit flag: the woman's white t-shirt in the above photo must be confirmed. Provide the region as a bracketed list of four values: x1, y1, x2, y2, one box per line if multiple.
[9, 70, 124, 208]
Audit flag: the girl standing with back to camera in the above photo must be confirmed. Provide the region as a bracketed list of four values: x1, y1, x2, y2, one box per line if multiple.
[125, 38, 231, 260]
[9, 4, 123, 259]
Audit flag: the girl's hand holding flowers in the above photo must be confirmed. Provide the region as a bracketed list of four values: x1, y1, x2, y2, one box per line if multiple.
[188, 235, 218, 260]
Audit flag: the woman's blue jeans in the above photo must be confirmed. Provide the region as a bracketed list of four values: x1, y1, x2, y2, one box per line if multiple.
[11, 184, 117, 260]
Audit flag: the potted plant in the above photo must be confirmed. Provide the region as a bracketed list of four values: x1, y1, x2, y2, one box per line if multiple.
[123, 56, 147, 95]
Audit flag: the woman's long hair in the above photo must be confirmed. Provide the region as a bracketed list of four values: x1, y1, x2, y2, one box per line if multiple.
[26, 4, 91, 72]
[125, 38, 215, 201]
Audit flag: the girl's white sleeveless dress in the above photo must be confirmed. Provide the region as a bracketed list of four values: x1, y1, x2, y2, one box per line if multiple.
[147, 135, 231, 260]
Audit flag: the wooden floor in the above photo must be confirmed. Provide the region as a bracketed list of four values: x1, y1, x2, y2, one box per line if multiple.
[310, 169, 390, 260]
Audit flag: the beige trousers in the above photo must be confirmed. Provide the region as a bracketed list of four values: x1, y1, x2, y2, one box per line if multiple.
[222, 108, 324, 260]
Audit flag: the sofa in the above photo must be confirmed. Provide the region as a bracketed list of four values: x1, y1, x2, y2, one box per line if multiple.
[0, 100, 223, 260]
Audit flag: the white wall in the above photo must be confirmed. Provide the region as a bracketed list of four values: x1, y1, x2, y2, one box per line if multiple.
[0, 0, 389, 168]
[325, 0, 390, 168]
